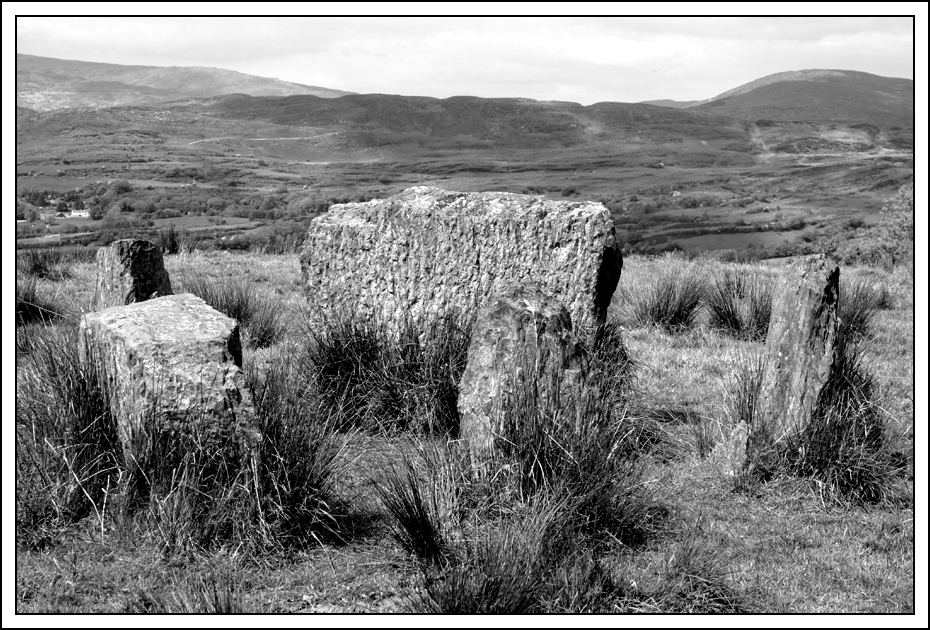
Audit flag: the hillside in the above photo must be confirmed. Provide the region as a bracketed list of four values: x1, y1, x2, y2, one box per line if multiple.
[177, 93, 753, 152]
[16, 53, 355, 111]
[689, 69, 913, 126]
[638, 99, 700, 109]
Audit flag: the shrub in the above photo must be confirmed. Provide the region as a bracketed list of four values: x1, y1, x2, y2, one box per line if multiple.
[178, 275, 284, 349]
[850, 183, 914, 270]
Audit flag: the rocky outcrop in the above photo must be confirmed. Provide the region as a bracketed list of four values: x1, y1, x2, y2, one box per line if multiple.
[748, 254, 842, 462]
[457, 285, 588, 454]
[79, 293, 256, 462]
[91, 239, 172, 311]
[300, 186, 622, 339]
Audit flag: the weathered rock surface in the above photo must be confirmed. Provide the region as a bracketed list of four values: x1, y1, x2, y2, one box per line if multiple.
[457, 284, 588, 454]
[92, 239, 172, 311]
[300, 186, 622, 338]
[79, 293, 255, 461]
[749, 254, 842, 461]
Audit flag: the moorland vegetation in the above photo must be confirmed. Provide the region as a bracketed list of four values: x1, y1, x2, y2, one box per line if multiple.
[14, 201, 914, 612]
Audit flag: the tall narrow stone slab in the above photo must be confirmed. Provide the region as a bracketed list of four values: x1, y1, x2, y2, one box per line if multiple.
[79, 293, 256, 462]
[457, 284, 588, 454]
[753, 254, 841, 449]
[300, 186, 622, 339]
[92, 239, 172, 310]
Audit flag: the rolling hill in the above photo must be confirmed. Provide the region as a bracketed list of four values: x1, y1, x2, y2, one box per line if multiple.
[688, 69, 913, 127]
[16, 53, 355, 111]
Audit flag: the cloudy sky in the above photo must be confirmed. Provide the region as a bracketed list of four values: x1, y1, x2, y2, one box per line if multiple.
[13, 11, 918, 105]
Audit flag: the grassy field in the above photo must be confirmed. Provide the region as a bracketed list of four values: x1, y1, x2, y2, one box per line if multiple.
[13, 248, 916, 617]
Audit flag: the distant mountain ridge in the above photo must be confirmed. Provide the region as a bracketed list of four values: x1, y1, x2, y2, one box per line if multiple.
[688, 69, 913, 126]
[638, 99, 700, 109]
[16, 53, 355, 111]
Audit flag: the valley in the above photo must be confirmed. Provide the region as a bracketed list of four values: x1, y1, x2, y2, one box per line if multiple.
[15, 90, 913, 261]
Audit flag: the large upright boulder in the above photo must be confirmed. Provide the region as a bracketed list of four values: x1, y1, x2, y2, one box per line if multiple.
[79, 293, 256, 461]
[92, 239, 172, 311]
[300, 186, 622, 338]
[457, 284, 588, 454]
[749, 254, 842, 461]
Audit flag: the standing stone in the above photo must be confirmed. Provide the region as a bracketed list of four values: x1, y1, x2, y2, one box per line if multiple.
[79, 293, 256, 462]
[749, 254, 841, 462]
[92, 239, 172, 310]
[300, 186, 622, 339]
[457, 285, 588, 454]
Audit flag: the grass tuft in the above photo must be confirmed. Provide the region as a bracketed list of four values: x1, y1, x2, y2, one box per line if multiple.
[249, 361, 355, 547]
[300, 312, 472, 434]
[179, 275, 284, 348]
[627, 273, 704, 333]
[17, 247, 94, 281]
[157, 225, 198, 255]
[16, 325, 122, 549]
[705, 270, 772, 341]
[375, 459, 449, 565]
[838, 276, 883, 341]
[16, 276, 63, 327]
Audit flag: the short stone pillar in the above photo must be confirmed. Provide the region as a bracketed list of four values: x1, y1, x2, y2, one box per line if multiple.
[92, 239, 172, 311]
[79, 293, 256, 462]
[457, 284, 588, 454]
[746, 254, 842, 466]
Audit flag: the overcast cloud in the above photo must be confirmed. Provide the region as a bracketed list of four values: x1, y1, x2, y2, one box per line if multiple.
[12, 13, 919, 104]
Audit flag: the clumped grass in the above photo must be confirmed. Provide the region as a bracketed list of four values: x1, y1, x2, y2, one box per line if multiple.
[16, 322, 354, 556]
[17, 247, 96, 281]
[377, 348, 669, 612]
[413, 496, 569, 614]
[585, 319, 636, 406]
[158, 224, 198, 255]
[16, 325, 122, 550]
[784, 342, 895, 503]
[134, 360, 355, 555]
[645, 524, 747, 613]
[705, 270, 773, 341]
[626, 273, 704, 333]
[838, 276, 884, 341]
[179, 275, 284, 348]
[375, 459, 449, 565]
[248, 361, 355, 547]
[300, 312, 472, 435]
[123, 569, 245, 613]
[729, 336, 902, 504]
[16, 276, 62, 326]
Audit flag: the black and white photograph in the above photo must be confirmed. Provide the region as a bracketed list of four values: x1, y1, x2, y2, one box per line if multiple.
[5, 7, 925, 624]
